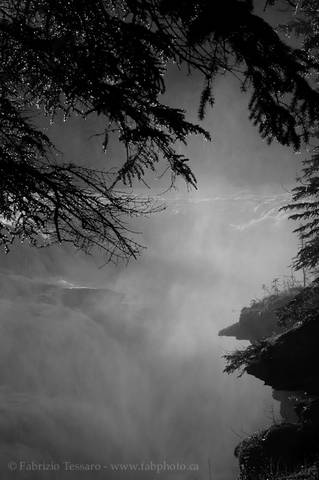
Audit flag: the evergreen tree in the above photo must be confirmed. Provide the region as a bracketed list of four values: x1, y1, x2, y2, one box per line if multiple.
[279, 0, 319, 75]
[282, 152, 319, 271]
[1, 0, 319, 260]
[280, 0, 319, 272]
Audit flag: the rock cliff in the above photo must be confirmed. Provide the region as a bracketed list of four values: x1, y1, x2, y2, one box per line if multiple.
[220, 287, 319, 479]
[246, 316, 319, 395]
[219, 290, 299, 343]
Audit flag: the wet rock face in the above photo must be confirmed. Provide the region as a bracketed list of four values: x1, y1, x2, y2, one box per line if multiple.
[297, 398, 319, 428]
[235, 423, 319, 480]
[246, 316, 319, 395]
[272, 390, 299, 423]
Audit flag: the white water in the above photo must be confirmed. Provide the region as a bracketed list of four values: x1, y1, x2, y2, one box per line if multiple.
[0, 190, 297, 480]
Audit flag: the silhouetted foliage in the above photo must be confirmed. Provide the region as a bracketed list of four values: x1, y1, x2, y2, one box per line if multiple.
[235, 422, 319, 480]
[223, 341, 268, 377]
[282, 154, 319, 271]
[279, 0, 319, 79]
[277, 280, 319, 327]
[2, 0, 319, 259]
[275, 1, 319, 273]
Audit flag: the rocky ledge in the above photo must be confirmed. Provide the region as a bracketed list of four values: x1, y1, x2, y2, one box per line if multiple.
[218, 290, 299, 343]
[245, 315, 319, 395]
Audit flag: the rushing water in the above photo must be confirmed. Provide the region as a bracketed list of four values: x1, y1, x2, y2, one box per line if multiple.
[0, 190, 297, 480]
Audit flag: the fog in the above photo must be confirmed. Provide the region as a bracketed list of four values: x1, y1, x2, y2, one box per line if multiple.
[0, 186, 299, 480]
[0, 71, 303, 479]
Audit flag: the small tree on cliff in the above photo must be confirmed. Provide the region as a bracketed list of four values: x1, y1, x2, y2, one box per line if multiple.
[2, 0, 319, 261]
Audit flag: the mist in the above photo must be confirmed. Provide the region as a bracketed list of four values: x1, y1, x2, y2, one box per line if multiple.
[0, 59, 303, 479]
[0, 182, 299, 480]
